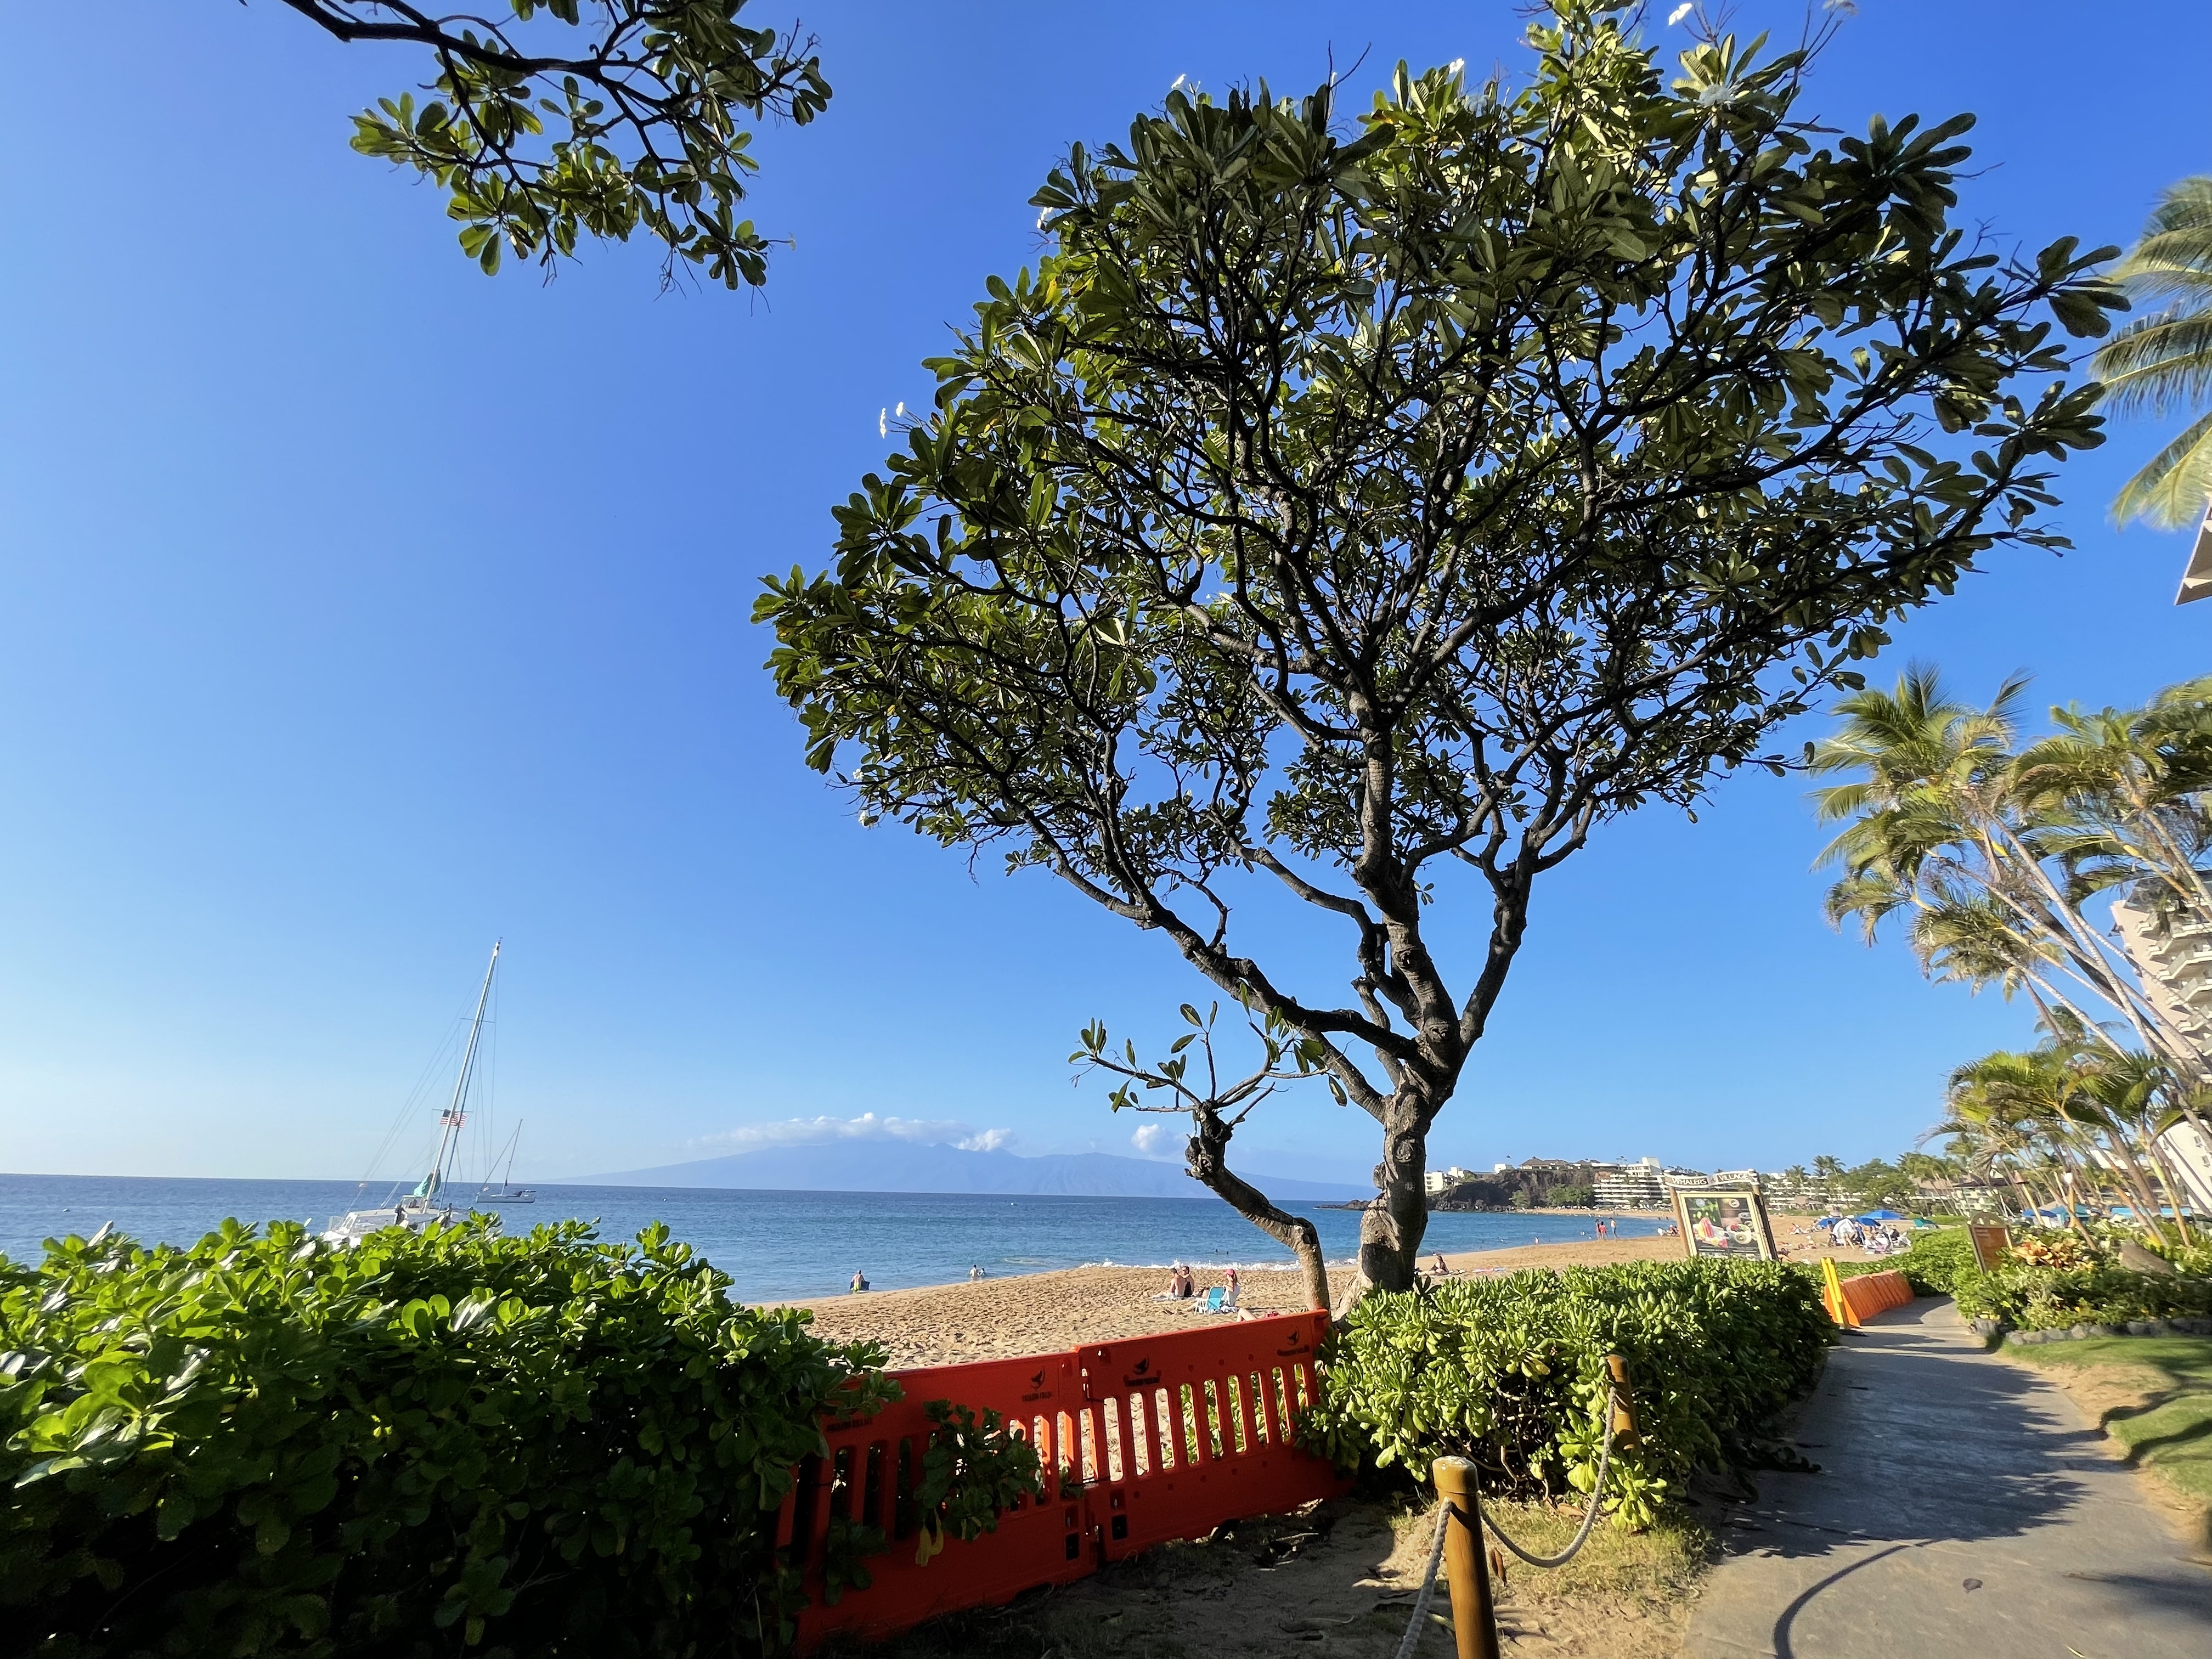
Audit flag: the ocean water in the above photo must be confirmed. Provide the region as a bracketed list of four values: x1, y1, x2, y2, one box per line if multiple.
[0, 1173, 1666, 1304]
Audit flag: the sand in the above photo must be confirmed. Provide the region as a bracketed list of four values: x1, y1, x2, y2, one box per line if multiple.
[783, 1212, 1884, 1367]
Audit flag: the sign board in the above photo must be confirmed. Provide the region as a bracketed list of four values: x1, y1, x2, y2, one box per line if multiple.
[1967, 1223, 2012, 1273]
[1672, 1187, 1776, 1261]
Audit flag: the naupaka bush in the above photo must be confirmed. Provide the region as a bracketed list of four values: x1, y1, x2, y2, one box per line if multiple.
[1, 1216, 907, 1658]
[1303, 1260, 1832, 1528]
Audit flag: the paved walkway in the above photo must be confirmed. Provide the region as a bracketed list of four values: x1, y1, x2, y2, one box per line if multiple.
[1686, 1299, 2212, 1659]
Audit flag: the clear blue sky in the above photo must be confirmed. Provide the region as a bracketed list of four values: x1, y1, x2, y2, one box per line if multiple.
[0, 1, 2202, 1187]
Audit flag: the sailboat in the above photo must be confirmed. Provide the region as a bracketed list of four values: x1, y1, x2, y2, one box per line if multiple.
[476, 1121, 534, 1203]
[323, 941, 503, 1244]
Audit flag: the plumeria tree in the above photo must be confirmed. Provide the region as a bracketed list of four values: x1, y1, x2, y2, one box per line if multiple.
[760, 5, 2117, 1310]
[278, 1, 831, 285]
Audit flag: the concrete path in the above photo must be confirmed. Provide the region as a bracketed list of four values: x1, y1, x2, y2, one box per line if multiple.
[1686, 1299, 2212, 1659]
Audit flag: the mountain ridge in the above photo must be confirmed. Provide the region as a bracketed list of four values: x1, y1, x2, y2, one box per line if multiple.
[559, 1141, 1370, 1201]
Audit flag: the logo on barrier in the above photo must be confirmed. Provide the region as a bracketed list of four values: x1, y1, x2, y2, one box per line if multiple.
[1021, 1368, 1055, 1403]
[1120, 1356, 1166, 1389]
[1276, 1332, 1311, 1357]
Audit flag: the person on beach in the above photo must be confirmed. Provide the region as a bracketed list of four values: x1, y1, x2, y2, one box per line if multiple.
[968, 1263, 984, 1282]
[1223, 1267, 1240, 1310]
[850, 1269, 869, 1293]
[1431, 1251, 1448, 1275]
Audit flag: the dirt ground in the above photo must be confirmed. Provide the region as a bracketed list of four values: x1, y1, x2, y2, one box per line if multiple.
[831, 1496, 1713, 1659]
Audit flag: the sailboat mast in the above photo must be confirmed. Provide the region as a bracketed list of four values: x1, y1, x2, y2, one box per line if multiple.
[431, 940, 500, 1191]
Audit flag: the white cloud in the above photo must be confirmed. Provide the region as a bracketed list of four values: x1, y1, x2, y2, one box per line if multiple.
[1131, 1122, 1176, 1157]
[1668, 3, 1694, 24]
[687, 1113, 1019, 1155]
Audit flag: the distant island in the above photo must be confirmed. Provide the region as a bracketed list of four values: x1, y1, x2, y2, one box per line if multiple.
[561, 1142, 1372, 1202]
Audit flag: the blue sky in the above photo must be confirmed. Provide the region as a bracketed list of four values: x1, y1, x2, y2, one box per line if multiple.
[0, 1, 2203, 1188]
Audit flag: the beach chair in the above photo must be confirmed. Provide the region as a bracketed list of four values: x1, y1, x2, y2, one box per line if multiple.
[1203, 1285, 1225, 1313]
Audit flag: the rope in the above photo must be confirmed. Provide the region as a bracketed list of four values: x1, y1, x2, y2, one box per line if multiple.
[1481, 1383, 1617, 1570]
[1392, 1379, 1625, 1652]
[1391, 1502, 1453, 1659]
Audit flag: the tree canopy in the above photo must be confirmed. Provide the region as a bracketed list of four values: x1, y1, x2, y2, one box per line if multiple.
[281, 1, 830, 285]
[758, 3, 2119, 1307]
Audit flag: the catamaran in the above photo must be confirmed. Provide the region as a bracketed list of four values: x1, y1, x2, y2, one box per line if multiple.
[323, 941, 503, 1244]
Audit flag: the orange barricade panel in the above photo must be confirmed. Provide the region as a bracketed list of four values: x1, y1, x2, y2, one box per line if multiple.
[791, 1312, 1348, 1651]
[1071, 1311, 1350, 1562]
[1835, 1268, 1913, 1324]
[792, 1352, 1090, 1649]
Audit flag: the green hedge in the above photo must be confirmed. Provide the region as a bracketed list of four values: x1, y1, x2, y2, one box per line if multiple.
[1, 1217, 899, 1659]
[1851, 1228, 2212, 1330]
[1950, 1260, 2212, 1330]
[1302, 1260, 1832, 1529]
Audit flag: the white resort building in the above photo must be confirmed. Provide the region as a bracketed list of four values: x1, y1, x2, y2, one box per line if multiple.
[2113, 891, 2212, 1210]
[2114, 891, 2212, 1056]
[1593, 1158, 1669, 1209]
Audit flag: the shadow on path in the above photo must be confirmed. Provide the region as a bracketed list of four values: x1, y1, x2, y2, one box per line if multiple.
[1686, 1300, 2212, 1659]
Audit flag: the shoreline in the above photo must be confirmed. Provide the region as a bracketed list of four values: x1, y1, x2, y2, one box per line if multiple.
[780, 1210, 1872, 1367]
[779, 1233, 1684, 1367]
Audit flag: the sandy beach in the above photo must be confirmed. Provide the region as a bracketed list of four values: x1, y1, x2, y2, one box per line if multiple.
[780, 1214, 1875, 1367]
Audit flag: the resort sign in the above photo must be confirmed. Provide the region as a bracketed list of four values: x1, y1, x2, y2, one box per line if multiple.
[1673, 1188, 1776, 1262]
[1968, 1223, 2013, 1273]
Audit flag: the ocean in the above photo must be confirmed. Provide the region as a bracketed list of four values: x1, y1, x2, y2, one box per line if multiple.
[0, 1172, 1667, 1304]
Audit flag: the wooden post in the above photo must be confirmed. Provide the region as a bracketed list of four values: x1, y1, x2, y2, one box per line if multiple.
[1604, 1353, 1639, 1449]
[1430, 1457, 1502, 1659]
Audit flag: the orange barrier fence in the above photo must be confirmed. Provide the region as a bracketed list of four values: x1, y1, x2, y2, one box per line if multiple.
[1821, 1264, 1913, 1327]
[785, 1311, 1347, 1650]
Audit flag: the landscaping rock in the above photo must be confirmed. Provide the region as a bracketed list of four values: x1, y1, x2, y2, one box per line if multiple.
[2119, 1238, 2180, 1277]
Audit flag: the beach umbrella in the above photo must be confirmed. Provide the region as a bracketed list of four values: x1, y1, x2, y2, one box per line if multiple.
[1854, 1209, 1905, 1222]
[1814, 1217, 1839, 1229]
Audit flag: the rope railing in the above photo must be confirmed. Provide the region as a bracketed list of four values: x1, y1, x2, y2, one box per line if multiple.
[1481, 1381, 1618, 1570]
[1396, 1358, 1638, 1657]
[1390, 1503, 1455, 1659]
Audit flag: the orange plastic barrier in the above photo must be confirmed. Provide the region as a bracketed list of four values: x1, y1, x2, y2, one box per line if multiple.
[787, 1312, 1346, 1650]
[1074, 1312, 1344, 1562]
[1826, 1267, 1913, 1327]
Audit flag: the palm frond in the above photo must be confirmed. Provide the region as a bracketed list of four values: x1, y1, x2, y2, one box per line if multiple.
[2111, 407, 2212, 530]
[2091, 309, 2212, 417]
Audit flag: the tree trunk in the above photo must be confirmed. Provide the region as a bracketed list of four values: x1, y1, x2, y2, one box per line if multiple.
[2140, 1130, 2197, 1243]
[1183, 1120, 1331, 1313]
[1334, 1115, 1427, 1319]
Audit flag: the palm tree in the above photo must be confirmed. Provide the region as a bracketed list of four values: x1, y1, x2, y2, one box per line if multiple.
[2094, 177, 2212, 534]
[1816, 670, 2212, 1088]
[2013, 678, 2212, 926]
